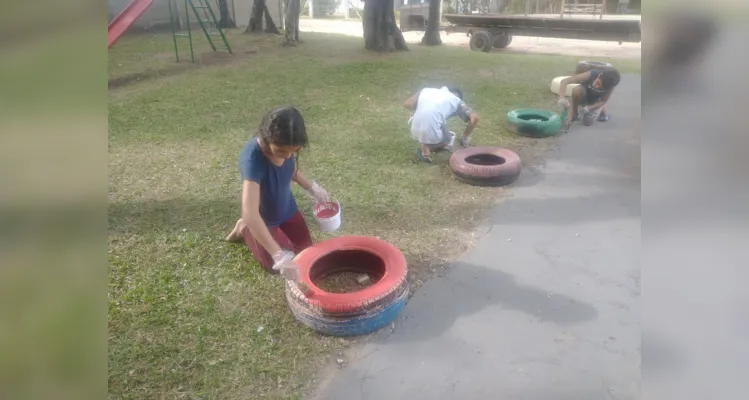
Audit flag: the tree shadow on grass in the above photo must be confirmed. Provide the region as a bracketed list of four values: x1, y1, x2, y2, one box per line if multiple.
[109, 65, 188, 89]
[108, 51, 237, 89]
[108, 197, 237, 239]
[108, 193, 493, 241]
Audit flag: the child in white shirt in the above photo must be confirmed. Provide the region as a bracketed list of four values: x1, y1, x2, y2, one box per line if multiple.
[403, 86, 480, 163]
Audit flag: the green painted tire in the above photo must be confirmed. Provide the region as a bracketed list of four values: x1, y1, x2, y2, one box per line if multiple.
[506, 109, 562, 138]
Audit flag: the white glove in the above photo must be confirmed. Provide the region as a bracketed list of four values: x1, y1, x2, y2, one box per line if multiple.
[557, 98, 571, 108]
[272, 250, 299, 282]
[306, 181, 329, 204]
[582, 106, 594, 114]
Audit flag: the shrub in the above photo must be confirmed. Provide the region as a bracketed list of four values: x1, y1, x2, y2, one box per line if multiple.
[302, 0, 341, 17]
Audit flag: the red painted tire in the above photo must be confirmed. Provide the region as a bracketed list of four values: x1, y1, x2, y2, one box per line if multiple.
[286, 236, 408, 316]
[449, 146, 521, 187]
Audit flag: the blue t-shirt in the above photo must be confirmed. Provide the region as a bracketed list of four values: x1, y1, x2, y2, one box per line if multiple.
[239, 138, 298, 227]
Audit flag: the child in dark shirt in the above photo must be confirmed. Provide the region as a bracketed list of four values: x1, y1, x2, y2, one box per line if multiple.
[557, 69, 621, 127]
[226, 106, 330, 281]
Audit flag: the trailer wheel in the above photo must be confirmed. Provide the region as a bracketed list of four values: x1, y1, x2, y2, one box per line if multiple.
[575, 60, 615, 74]
[469, 31, 493, 52]
[492, 33, 513, 49]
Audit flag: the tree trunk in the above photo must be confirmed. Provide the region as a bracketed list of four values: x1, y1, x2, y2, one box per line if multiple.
[218, 0, 236, 28]
[247, 0, 265, 33]
[263, 5, 281, 33]
[284, 0, 301, 45]
[363, 0, 409, 52]
[421, 0, 441, 46]
[246, 0, 281, 34]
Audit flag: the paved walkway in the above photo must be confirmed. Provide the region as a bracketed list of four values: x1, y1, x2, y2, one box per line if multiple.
[310, 75, 641, 400]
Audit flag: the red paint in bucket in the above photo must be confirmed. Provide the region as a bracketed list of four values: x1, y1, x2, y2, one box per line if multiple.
[314, 202, 340, 219]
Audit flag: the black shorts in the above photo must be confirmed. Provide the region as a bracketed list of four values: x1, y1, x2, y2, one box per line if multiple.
[579, 85, 603, 106]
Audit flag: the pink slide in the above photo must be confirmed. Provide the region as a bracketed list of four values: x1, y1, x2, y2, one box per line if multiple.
[108, 0, 155, 48]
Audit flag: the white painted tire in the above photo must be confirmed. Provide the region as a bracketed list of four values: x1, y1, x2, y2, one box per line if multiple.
[550, 76, 579, 97]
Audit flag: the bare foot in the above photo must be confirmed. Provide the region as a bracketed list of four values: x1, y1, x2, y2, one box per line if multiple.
[225, 219, 246, 242]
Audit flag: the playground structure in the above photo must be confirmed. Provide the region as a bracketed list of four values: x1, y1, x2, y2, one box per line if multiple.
[400, 0, 641, 48]
[168, 0, 232, 62]
[108, 0, 232, 62]
[108, 0, 156, 48]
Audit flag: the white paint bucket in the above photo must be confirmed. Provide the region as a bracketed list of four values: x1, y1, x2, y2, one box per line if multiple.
[550, 76, 580, 97]
[313, 201, 342, 233]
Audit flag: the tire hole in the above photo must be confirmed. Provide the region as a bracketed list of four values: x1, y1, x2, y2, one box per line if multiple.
[517, 114, 550, 122]
[310, 250, 385, 293]
[465, 154, 506, 166]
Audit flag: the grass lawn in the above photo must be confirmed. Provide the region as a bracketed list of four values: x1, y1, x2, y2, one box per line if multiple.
[108, 30, 639, 399]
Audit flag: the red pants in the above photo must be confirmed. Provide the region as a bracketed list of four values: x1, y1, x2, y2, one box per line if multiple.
[243, 211, 313, 274]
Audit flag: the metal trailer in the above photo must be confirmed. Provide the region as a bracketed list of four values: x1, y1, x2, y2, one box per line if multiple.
[400, 3, 431, 32]
[400, 3, 641, 52]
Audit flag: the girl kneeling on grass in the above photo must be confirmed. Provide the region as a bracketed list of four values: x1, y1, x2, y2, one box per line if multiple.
[226, 106, 330, 281]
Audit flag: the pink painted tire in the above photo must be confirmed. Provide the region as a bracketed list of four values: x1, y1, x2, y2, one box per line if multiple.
[449, 146, 521, 187]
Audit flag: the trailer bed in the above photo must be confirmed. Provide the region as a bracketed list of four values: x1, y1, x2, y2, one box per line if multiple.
[443, 13, 641, 43]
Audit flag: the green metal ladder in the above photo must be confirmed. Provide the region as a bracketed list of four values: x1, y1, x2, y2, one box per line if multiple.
[168, 0, 233, 63]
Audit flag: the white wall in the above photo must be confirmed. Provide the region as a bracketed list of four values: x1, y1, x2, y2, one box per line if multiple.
[108, 0, 175, 28]
[336, 0, 364, 14]
[234, 0, 283, 28]
[108, 0, 282, 30]
[335, 0, 415, 15]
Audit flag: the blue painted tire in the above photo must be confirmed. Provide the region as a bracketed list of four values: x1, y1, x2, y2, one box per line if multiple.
[286, 282, 408, 337]
[284, 236, 410, 337]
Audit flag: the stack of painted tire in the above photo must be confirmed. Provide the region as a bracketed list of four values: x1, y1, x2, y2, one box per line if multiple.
[449, 147, 521, 187]
[506, 109, 562, 138]
[285, 236, 409, 337]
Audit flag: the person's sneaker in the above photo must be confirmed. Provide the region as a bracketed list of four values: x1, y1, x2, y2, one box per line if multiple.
[597, 112, 610, 122]
[459, 136, 471, 148]
[582, 112, 595, 126]
[415, 148, 432, 163]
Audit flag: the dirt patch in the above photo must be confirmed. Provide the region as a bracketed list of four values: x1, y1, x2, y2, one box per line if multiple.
[314, 271, 372, 293]
[109, 51, 242, 89]
[477, 69, 494, 78]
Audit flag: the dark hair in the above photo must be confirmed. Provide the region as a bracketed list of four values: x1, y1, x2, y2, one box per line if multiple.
[257, 106, 309, 148]
[601, 70, 621, 89]
[447, 87, 463, 100]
